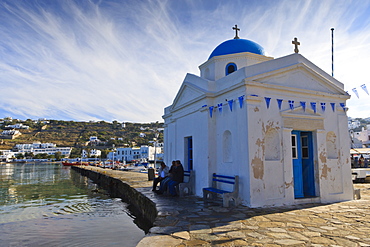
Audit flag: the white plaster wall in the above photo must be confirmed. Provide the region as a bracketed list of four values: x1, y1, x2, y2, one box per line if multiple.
[245, 94, 290, 207]
[244, 84, 352, 207]
[318, 111, 353, 203]
[199, 53, 272, 81]
[164, 104, 212, 197]
[211, 88, 251, 205]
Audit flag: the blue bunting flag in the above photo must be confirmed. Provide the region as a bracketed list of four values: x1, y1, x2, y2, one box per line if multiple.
[209, 106, 214, 118]
[228, 99, 234, 112]
[288, 100, 294, 110]
[265, 97, 271, 109]
[310, 102, 317, 113]
[361, 84, 369, 95]
[277, 99, 283, 110]
[339, 103, 346, 111]
[330, 102, 335, 112]
[218, 103, 223, 113]
[238, 95, 244, 108]
[300, 101, 306, 111]
[352, 88, 359, 98]
[321, 102, 326, 112]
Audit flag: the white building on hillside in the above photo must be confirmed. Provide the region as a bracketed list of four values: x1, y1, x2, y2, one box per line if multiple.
[351, 125, 370, 147]
[15, 142, 72, 157]
[108, 145, 163, 163]
[348, 118, 361, 130]
[0, 150, 17, 162]
[82, 149, 102, 158]
[1, 130, 21, 139]
[163, 28, 353, 207]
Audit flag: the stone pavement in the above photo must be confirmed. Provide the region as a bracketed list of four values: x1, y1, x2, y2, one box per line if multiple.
[80, 167, 370, 246]
[136, 183, 370, 247]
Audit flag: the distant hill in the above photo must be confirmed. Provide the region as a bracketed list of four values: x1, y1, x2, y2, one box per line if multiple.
[0, 119, 163, 152]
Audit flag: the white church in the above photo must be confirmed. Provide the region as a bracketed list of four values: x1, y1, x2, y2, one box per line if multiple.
[163, 26, 353, 207]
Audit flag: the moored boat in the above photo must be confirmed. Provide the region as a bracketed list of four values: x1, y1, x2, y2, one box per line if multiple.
[62, 161, 88, 166]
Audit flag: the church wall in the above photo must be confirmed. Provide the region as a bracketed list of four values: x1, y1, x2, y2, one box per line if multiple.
[244, 93, 291, 207]
[211, 89, 251, 205]
[243, 82, 353, 207]
[318, 111, 353, 202]
[164, 102, 216, 197]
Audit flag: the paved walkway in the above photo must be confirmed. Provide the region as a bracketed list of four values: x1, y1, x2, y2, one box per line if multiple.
[81, 167, 370, 246]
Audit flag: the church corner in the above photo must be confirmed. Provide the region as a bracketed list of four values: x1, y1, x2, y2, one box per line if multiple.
[162, 28, 353, 208]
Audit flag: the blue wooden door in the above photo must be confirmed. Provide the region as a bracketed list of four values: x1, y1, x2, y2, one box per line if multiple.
[292, 131, 304, 198]
[292, 131, 315, 198]
[301, 132, 315, 197]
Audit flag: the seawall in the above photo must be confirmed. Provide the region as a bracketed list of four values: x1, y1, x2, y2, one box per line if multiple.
[71, 166, 157, 226]
[70, 166, 370, 246]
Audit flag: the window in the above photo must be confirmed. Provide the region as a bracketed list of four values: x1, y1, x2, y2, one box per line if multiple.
[301, 135, 309, 158]
[292, 135, 297, 159]
[225, 63, 237, 75]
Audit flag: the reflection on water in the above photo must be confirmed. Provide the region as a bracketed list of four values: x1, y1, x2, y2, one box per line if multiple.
[0, 163, 145, 246]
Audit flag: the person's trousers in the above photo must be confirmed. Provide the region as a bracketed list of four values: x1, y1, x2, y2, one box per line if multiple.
[168, 180, 180, 196]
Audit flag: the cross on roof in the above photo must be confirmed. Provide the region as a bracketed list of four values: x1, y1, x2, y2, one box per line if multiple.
[292, 37, 300, 53]
[232, 25, 240, 39]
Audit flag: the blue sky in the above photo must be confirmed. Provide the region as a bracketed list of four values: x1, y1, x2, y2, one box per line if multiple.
[0, 0, 369, 122]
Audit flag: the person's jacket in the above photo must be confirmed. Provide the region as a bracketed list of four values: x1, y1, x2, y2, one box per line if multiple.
[171, 165, 184, 183]
[158, 165, 169, 178]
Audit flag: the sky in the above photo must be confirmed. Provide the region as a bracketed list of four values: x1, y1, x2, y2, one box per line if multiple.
[0, 0, 369, 123]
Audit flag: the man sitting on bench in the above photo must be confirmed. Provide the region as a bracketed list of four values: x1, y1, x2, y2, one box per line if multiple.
[152, 161, 169, 191]
[167, 160, 184, 197]
[156, 160, 184, 196]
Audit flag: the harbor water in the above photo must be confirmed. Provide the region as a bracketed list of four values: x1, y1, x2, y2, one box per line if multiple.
[0, 163, 145, 247]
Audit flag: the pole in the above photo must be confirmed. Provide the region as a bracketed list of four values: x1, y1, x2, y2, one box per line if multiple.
[331, 28, 334, 77]
[112, 144, 115, 169]
[153, 132, 159, 169]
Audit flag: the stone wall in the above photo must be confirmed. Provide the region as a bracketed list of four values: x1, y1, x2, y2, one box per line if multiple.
[71, 166, 157, 228]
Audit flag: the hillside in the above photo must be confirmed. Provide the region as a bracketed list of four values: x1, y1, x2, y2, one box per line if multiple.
[0, 119, 164, 152]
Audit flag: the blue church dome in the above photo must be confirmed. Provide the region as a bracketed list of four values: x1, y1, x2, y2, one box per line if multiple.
[208, 38, 265, 60]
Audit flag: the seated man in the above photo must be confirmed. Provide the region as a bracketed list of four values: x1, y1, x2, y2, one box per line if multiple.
[156, 160, 176, 194]
[152, 162, 169, 191]
[167, 160, 184, 197]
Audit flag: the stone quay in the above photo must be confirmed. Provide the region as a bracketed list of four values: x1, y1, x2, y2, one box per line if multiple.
[72, 166, 370, 247]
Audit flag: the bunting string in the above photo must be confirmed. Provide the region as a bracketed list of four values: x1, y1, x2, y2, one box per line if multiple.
[347, 83, 370, 98]
[203, 93, 348, 118]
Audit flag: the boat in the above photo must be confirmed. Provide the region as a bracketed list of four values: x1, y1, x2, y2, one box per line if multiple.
[62, 161, 74, 166]
[62, 161, 88, 166]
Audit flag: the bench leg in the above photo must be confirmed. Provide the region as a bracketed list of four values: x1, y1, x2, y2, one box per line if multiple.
[223, 195, 229, 207]
[203, 190, 208, 201]
[203, 190, 214, 201]
[223, 194, 239, 207]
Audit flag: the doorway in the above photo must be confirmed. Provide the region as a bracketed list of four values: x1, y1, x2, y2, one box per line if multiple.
[291, 131, 316, 198]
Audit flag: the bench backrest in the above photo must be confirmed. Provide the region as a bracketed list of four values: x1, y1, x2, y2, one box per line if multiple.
[211, 173, 239, 193]
[183, 170, 195, 183]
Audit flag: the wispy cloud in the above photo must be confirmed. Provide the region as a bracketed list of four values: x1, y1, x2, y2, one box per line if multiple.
[0, 0, 369, 122]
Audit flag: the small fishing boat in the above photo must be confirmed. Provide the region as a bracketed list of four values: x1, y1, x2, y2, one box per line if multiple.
[62, 161, 77, 166]
[62, 161, 88, 166]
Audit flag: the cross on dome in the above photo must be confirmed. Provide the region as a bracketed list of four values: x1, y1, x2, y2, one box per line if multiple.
[232, 25, 240, 39]
[292, 37, 300, 53]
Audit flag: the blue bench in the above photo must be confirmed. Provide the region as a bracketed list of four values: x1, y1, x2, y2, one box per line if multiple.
[203, 173, 239, 207]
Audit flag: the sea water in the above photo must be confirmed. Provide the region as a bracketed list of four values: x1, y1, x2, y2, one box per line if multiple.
[0, 163, 145, 247]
